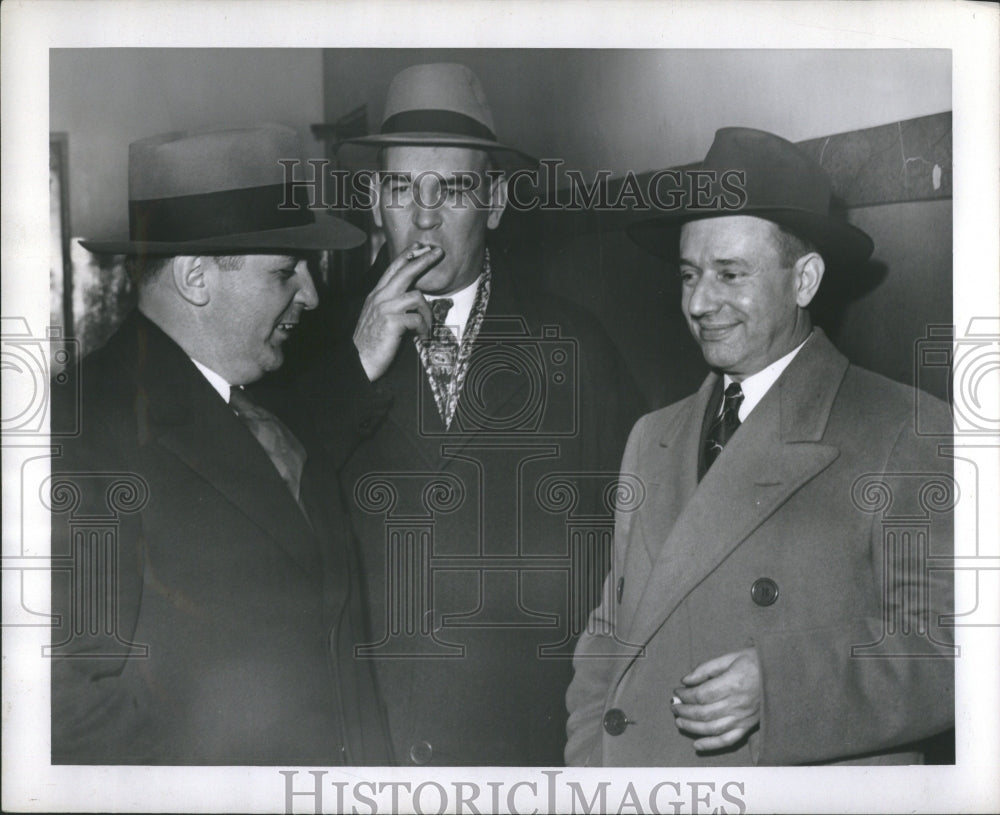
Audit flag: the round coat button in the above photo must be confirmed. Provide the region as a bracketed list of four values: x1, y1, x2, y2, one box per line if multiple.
[603, 708, 629, 736]
[408, 741, 433, 764]
[751, 577, 779, 606]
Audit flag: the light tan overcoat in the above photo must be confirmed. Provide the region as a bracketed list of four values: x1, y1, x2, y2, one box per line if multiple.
[566, 330, 955, 766]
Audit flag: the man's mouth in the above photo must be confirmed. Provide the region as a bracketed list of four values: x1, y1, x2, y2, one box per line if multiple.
[697, 322, 738, 341]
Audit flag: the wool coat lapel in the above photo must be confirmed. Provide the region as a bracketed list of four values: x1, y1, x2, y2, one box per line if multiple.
[622, 331, 848, 661]
[125, 314, 319, 574]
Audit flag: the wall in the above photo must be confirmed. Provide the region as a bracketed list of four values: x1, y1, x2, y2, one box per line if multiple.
[50, 48, 326, 241]
[323, 49, 950, 175]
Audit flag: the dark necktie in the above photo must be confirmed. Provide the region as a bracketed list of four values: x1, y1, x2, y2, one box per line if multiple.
[704, 382, 745, 471]
[229, 386, 308, 512]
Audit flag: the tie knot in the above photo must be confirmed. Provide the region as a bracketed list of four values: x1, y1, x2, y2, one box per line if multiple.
[229, 386, 258, 415]
[723, 382, 744, 412]
[431, 297, 454, 327]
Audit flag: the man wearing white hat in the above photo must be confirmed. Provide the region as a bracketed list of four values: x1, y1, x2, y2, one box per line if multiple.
[566, 128, 954, 766]
[50, 124, 391, 764]
[310, 63, 644, 765]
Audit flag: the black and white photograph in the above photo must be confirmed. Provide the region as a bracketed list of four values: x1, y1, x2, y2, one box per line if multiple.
[2, 1, 998, 813]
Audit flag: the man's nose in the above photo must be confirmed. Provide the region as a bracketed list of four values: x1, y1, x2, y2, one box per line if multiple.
[685, 273, 720, 317]
[293, 261, 319, 310]
[413, 177, 443, 231]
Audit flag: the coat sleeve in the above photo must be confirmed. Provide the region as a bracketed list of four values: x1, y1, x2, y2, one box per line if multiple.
[565, 415, 650, 766]
[752, 398, 955, 765]
[49, 395, 153, 763]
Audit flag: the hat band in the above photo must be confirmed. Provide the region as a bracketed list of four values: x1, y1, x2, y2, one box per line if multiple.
[128, 184, 313, 243]
[381, 109, 496, 142]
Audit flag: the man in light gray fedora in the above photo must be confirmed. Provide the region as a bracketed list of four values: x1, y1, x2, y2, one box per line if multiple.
[50, 124, 391, 764]
[304, 63, 644, 765]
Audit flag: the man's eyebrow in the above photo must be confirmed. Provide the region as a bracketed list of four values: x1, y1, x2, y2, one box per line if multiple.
[677, 256, 748, 270]
[379, 172, 412, 185]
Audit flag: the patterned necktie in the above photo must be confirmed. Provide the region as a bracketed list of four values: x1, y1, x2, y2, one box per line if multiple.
[431, 298, 457, 344]
[704, 382, 745, 471]
[229, 387, 308, 513]
[414, 256, 493, 430]
[425, 297, 460, 424]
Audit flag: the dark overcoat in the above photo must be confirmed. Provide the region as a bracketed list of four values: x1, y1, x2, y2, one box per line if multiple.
[50, 312, 391, 765]
[307, 259, 645, 765]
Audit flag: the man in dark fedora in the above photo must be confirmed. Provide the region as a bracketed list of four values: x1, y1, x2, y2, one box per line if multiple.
[49, 124, 391, 764]
[566, 127, 955, 766]
[305, 62, 643, 765]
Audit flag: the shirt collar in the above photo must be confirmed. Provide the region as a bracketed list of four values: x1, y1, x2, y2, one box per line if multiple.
[723, 332, 812, 422]
[190, 358, 231, 403]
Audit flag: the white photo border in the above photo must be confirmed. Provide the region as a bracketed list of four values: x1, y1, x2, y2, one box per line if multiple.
[2, 1, 998, 813]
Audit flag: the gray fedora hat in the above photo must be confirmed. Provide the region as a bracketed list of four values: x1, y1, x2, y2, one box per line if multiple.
[336, 62, 538, 170]
[627, 127, 874, 269]
[80, 124, 364, 255]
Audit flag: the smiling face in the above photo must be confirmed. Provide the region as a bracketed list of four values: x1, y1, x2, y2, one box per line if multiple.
[201, 254, 318, 384]
[678, 216, 822, 380]
[374, 145, 506, 295]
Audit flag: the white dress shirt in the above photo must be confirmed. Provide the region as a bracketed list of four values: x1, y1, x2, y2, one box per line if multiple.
[722, 332, 812, 422]
[191, 358, 231, 403]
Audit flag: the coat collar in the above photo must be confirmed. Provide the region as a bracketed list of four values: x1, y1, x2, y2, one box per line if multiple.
[619, 329, 848, 666]
[109, 312, 319, 573]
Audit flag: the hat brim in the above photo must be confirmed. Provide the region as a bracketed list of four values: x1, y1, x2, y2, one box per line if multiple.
[79, 215, 365, 256]
[627, 206, 875, 270]
[337, 132, 538, 171]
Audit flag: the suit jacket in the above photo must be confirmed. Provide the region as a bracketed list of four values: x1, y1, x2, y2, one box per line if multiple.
[306, 255, 645, 765]
[566, 329, 955, 766]
[50, 311, 391, 765]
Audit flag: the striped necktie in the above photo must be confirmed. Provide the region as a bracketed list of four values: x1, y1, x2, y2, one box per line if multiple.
[704, 382, 744, 472]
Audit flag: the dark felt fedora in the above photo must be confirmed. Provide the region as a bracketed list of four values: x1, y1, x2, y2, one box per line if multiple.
[80, 124, 364, 255]
[627, 127, 874, 268]
[335, 62, 538, 170]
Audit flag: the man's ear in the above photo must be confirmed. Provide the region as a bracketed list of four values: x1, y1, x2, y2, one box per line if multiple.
[172, 256, 210, 306]
[794, 252, 825, 308]
[487, 174, 508, 231]
[369, 174, 384, 230]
